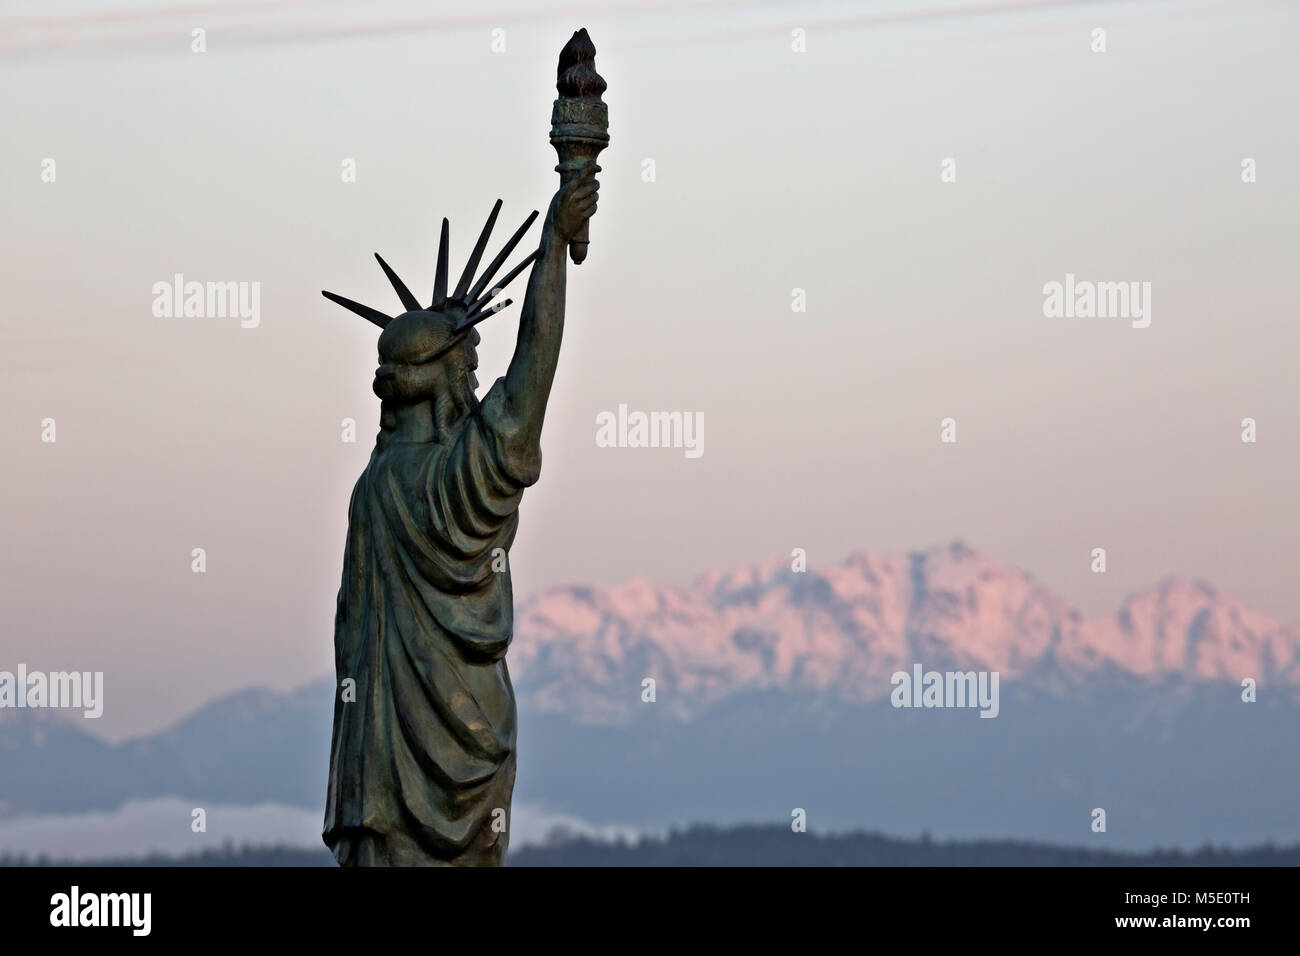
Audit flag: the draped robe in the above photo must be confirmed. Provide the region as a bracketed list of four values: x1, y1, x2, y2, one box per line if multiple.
[323, 382, 540, 866]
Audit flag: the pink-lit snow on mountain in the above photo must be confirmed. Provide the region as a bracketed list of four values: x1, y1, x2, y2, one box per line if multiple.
[509, 542, 1300, 722]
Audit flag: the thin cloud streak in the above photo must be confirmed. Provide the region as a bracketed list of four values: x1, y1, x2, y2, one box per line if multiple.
[0, 0, 1190, 60]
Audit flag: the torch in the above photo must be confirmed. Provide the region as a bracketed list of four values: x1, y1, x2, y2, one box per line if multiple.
[550, 28, 608, 265]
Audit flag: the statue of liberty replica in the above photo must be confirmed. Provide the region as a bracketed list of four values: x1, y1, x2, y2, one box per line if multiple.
[320, 30, 607, 866]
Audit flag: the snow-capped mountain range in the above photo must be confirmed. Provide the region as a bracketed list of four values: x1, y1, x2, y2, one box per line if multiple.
[511, 540, 1299, 721]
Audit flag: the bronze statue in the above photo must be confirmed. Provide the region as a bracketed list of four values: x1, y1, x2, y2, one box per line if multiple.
[320, 30, 606, 866]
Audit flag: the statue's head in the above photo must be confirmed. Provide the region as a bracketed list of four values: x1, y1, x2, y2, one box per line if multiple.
[373, 305, 481, 405]
[321, 199, 540, 408]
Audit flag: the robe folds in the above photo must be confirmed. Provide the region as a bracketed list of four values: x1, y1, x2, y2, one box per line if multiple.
[323, 382, 540, 866]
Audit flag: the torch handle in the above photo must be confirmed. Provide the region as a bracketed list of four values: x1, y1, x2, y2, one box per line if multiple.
[554, 157, 599, 265]
[569, 221, 590, 265]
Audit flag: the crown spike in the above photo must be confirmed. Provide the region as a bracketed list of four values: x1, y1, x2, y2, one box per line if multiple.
[454, 199, 502, 301]
[467, 247, 540, 316]
[432, 217, 450, 307]
[374, 253, 420, 312]
[464, 297, 514, 326]
[321, 291, 392, 329]
[467, 210, 539, 304]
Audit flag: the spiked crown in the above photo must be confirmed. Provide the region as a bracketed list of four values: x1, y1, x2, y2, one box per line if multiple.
[322, 200, 539, 365]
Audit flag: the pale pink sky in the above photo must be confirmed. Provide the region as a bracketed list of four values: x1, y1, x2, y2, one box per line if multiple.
[1, 0, 1297, 739]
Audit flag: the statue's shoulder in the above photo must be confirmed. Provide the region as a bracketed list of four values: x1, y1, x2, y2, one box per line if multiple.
[472, 378, 542, 487]
[471, 378, 518, 447]
[476, 377, 510, 425]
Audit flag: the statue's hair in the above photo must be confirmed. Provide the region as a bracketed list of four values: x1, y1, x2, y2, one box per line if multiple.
[374, 330, 481, 451]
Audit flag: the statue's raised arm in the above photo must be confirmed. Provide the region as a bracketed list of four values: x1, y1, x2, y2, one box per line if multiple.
[499, 163, 600, 448]
[497, 26, 608, 451]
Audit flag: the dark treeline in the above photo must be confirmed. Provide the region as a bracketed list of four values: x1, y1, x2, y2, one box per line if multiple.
[512, 825, 1300, 866]
[3, 826, 1297, 867]
[1, 843, 336, 867]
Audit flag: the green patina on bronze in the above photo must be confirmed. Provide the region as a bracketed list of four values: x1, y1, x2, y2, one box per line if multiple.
[319, 30, 605, 867]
